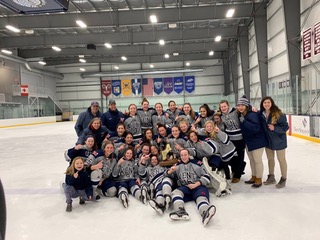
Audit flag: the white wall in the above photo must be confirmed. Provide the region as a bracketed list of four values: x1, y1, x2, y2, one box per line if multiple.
[56, 59, 225, 114]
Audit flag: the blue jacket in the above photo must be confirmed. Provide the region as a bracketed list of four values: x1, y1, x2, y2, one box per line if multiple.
[258, 111, 289, 150]
[240, 111, 267, 151]
[101, 108, 124, 133]
[65, 169, 93, 197]
[77, 126, 110, 149]
[74, 107, 102, 137]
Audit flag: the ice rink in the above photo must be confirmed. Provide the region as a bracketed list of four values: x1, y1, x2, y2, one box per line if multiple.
[1, 121, 320, 240]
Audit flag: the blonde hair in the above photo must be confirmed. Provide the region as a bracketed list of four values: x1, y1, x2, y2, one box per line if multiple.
[65, 156, 84, 176]
[204, 120, 217, 140]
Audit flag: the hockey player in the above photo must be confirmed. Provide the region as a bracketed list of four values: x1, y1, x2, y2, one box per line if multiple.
[137, 98, 155, 132]
[138, 155, 167, 215]
[64, 135, 96, 165]
[151, 102, 173, 135]
[165, 149, 216, 226]
[124, 104, 143, 143]
[85, 140, 117, 199]
[112, 147, 148, 208]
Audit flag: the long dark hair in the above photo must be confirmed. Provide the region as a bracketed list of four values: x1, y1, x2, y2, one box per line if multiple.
[260, 96, 282, 124]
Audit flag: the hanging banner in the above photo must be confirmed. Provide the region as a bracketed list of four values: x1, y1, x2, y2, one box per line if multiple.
[314, 21, 320, 56]
[101, 80, 112, 97]
[112, 80, 121, 96]
[142, 78, 153, 96]
[302, 27, 312, 60]
[122, 79, 132, 97]
[184, 76, 195, 93]
[163, 77, 173, 94]
[153, 78, 163, 95]
[174, 76, 184, 94]
[131, 78, 141, 95]
[20, 84, 29, 97]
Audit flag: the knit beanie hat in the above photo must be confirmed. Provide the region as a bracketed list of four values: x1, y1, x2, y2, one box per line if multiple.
[237, 95, 250, 106]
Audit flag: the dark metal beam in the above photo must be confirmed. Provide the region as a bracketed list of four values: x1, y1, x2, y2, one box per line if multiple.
[43, 52, 224, 66]
[254, 2, 268, 98]
[0, 27, 237, 49]
[0, 5, 252, 30]
[238, 26, 250, 99]
[18, 42, 228, 59]
[223, 51, 230, 96]
[230, 40, 238, 101]
[282, 0, 301, 114]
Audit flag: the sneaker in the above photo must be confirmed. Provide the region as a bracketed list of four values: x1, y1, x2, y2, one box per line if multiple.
[276, 177, 286, 188]
[202, 205, 216, 226]
[263, 174, 276, 185]
[120, 193, 129, 208]
[149, 200, 165, 215]
[169, 207, 190, 221]
[164, 195, 172, 210]
[79, 197, 85, 205]
[66, 203, 72, 212]
[140, 187, 148, 204]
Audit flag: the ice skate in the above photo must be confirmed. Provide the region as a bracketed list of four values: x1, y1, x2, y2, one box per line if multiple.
[119, 193, 129, 208]
[202, 157, 232, 197]
[149, 200, 165, 215]
[169, 207, 190, 221]
[164, 194, 172, 210]
[202, 205, 216, 226]
[149, 183, 155, 199]
[140, 186, 148, 204]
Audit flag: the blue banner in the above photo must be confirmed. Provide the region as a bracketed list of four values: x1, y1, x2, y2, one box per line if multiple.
[112, 80, 121, 96]
[184, 76, 195, 93]
[153, 78, 163, 95]
[131, 78, 141, 95]
[174, 76, 184, 94]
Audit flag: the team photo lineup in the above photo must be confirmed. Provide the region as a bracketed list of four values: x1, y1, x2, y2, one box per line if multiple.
[63, 95, 288, 227]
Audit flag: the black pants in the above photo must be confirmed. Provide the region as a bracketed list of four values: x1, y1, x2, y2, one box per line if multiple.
[229, 139, 246, 179]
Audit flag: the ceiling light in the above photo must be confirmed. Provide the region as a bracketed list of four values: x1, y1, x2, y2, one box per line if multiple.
[80, 68, 86, 71]
[52, 46, 61, 52]
[38, 61, 46, 65]
[215, 36, 222, 42]
[150, 15, 158, 23]
[150, 64, 154, 68]
[114, 66, 119, 70]
[1, 49, 12, 55]
[186, 62, 190, 66]
[79, 59, 86, 63]
[168, 23, 177, 29]
[173, 53, 179, 56]
[164, 54, 169, 58]
[209, 51, 214, 56]
[76, 20, 87, 28]
[104, 43, 112, 49]
[226, 9, 235, 18]
[6, 25, 20, 33]
[121, 56, 127, 61]
[159, 39, 165, 45]
[25, 29, 34, 34]
[79, 55, 84, 58]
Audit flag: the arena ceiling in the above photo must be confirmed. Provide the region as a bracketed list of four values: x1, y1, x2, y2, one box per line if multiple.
[0, 0, 269, 70]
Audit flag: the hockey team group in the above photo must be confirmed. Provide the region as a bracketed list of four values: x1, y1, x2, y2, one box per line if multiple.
[62, 95, 289, 227]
